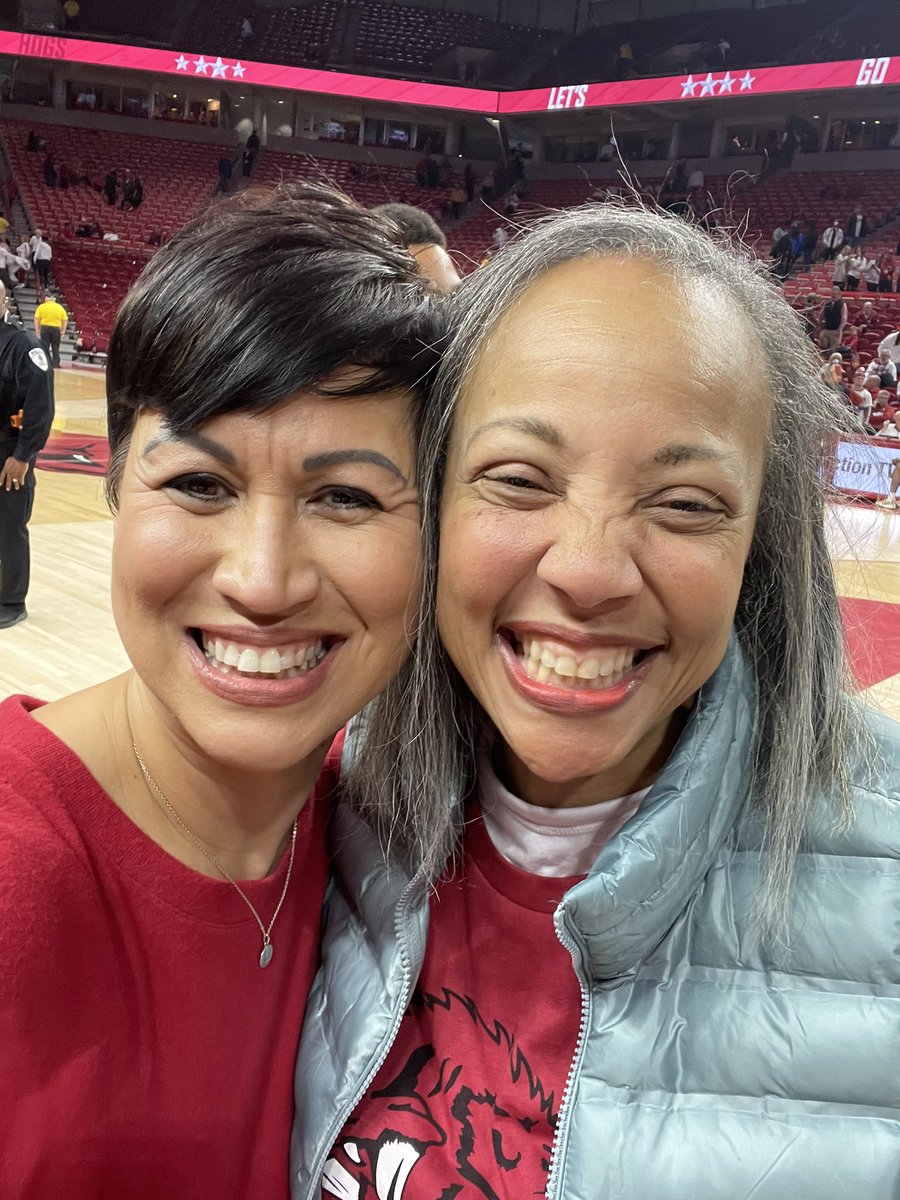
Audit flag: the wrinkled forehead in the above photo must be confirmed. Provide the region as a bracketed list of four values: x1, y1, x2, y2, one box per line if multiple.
[458, 255, 771, 428]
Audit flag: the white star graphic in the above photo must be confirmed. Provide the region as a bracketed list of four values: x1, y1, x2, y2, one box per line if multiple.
[174, 54, 189, 71]
[699, 72, 717, 96]
[193, 55, 210, 74]
[680, 74, 697, 98]
[739, 70, 755, 91]
[231, 61, 246, 78]
[718, 71, 735, 93]
[211, 56, 228, 78]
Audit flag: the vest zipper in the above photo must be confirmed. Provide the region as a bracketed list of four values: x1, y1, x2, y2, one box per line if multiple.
[545, 905, 592, 1200]
[302, 877, 419, 1200]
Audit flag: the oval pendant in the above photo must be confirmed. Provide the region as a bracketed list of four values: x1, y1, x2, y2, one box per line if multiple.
[259, 943, 274, 968]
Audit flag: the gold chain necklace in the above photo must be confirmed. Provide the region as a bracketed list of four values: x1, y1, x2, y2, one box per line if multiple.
[132, 743, 298, 969]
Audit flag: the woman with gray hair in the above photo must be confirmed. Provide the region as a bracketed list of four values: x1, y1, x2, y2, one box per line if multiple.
[292, 205, 900, 1199]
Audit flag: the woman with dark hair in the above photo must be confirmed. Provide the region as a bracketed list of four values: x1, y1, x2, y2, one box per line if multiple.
[293, 205, 900, 1199]
[0, 184, 444, 1198]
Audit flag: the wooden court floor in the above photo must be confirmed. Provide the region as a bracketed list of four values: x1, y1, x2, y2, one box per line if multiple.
[2, 369, 900, 723]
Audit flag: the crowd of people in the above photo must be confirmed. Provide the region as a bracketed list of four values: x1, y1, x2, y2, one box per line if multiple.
[27, 130, 145, 213]
[769, 205, 900, 286]
[799, 283, 900, 433]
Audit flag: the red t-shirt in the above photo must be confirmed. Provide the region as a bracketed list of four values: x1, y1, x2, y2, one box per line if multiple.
[0, 696, 333, 1200]
[322, 810, 584, 1200]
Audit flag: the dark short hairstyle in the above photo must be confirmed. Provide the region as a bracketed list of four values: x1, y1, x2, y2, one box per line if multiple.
[105, 183, 445, 506]
[372, 202, 447, 250]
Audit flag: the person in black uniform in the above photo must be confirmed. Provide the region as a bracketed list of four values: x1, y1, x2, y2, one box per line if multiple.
[0, 281, 54, 629]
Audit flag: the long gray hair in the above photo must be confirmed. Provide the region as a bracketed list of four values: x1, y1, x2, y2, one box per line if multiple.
[347, 202, 868, 934]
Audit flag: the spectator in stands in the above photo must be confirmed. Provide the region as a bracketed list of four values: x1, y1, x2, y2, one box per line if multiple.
[121, 175, 144, 212]
[15, 236, 31, 286]
[216, 155, 233, 195]
[243, 129, 260, 177]
[415, 156, 428, 188]
[371, 202, 461, 294]
[865, 347, 898, 388]
[878, 329, 900, 368]
[481, 170, 495, 204]
[62, 0, 80, 29]
[856, 298, 878, 330]
[820, 219, 844, 261]
[789, 224, 804, 269]
[846, 247, 867, 291]
[820, 352, 845, 389]
[848, 367, 874, 424]
[42, 154, 57, 188]
[831, 243, 851, 288]
[57, 162, 70, 190]
[0, 242, 27, 292]
[615, 39, 636, 79]
[449, 184, 466, 221]
[686, 162, 704, 192]
[771, 223, 787, 251]
[802, 221, 817, 268]
[770, 228, 793, 280]
[864, 255, 881, 293]
[878, 250, 895, 293]
[819, 284, 848, 350]
[33, 292, 67, 369]
[504, 191, 520, 218]
[875, 459, 900, 508]
[239, 14, 253, 41]
[104, 170, 118, 206]
[798, 292, 819, 339]
[845, 208, 868, 248]
[426, 156, 440, 189]
[25, 131, 39, 153]
[31, 233, 52, 290]
[869, 389, 895, 432]
[463, 162, 476, 203]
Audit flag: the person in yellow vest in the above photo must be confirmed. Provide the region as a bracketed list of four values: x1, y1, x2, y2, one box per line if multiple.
[33, 294, 67, 369]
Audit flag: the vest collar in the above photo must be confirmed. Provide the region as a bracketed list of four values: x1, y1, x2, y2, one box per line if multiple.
[560, 636, 757, 979]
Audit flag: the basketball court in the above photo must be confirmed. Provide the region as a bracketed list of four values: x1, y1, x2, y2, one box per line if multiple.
[1, 366, 899, 720]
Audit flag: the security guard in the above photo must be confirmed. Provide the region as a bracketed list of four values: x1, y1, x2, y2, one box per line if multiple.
[0, 281, 54, 628]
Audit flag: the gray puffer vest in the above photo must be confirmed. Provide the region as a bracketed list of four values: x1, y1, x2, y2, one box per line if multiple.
[291, 642, 900, 1198]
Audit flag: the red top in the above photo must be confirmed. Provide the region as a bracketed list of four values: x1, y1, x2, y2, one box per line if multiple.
[0, 696, 333, 1200]
[323, 810, 584, 1200]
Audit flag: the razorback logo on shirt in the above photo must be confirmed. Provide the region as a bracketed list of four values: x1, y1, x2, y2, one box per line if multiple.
[322, 988, 559, 1200]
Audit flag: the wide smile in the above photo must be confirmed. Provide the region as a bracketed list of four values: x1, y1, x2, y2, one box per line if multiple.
[185, 627, 343, 708]
[496, 627, 661, 712]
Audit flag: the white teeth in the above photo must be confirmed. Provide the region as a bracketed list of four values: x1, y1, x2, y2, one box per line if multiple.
[236, 648, 259, 674]
[258, 649, 282, 675]
[517, 636, 643, 691]
[199, 633, 328, 681]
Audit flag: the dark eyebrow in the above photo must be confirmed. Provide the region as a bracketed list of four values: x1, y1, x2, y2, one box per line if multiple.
[302, 449, 406, 482]
[653, 444, 727, 467]
[466, 417, 564, 451]
[142, 430, 237, 466]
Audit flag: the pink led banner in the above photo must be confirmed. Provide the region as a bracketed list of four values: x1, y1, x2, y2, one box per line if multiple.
[500, 56, 900, 113]
[0, 29, 497, 112]
[1, 30, 896, 118]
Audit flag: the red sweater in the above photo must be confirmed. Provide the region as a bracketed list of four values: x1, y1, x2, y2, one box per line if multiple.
[0, 696, 332, 1200]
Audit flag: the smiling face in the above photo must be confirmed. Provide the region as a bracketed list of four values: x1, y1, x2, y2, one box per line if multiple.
[111, 383, 420, 776]
[436, 256, 771, 806]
